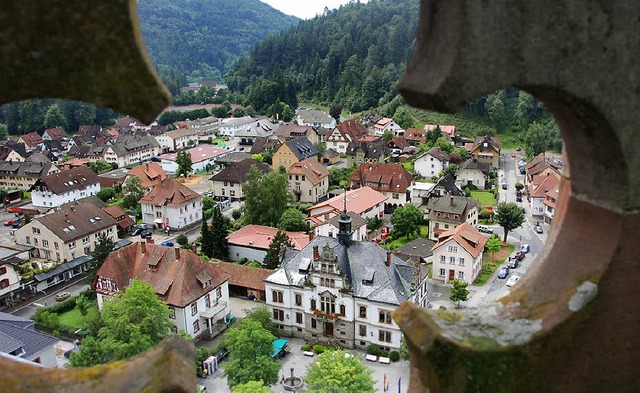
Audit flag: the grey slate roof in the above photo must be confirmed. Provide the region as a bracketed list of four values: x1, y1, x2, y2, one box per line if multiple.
[210, 159, 270, 184]
[265, 236, 415, 306]
[0, 320, 57, 359]
[284, 137, 319, 161]
[110, 134, 159, 157]
[326, 211, 367, 230]
[397, 238, 437, 258]
[430, 174, 464, 197]
[458, 158, 491, 175]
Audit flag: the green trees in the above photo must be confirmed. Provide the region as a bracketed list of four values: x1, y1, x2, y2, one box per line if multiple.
[200, 218, 214, 258]
[263, 231, 293, 269]
[0, 188, 7, 210]
[277, 208, 309, 232]
[121, 176, 145, 210]
[69, 279, 172, 367]
[223, 318, 280, 388]
[390, 204, 423, 240]
[232, 381, 270, 393]
[96, 187, 116, 203]
[43, 103, 68, 130]
[175, 149, 193, 177]
[89, 160, 113, 175]
[86, 233, 116, 286]
[449, 279, 470, 308]
[381, 130, 394, 143]
[242, 167, 290, 227]
[495, 202, 526, 242]
[485, 235, 501, 262]
[210, 205, 229, 260]
[305, 350, 375, 393]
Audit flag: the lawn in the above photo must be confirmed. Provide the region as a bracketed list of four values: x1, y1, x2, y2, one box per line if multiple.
[473, 243, 514, 286]
[384, 225, 429, 250]
[58, 306, 99, 330]
[470, 191, 497, 206]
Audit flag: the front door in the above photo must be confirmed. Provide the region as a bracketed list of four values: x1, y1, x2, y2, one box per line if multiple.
[325, 322, 334, 336]
[449, 269, 455, 281]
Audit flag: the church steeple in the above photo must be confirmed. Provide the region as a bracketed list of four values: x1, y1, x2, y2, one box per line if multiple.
[338, 190, 353, 245]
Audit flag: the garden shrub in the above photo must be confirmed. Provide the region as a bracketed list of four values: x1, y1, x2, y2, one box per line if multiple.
[366, 344, 381, 356]
[380, 350, 390, 359]
[301, 343, 312, 352]
[313, 344, 328, 354]
[390, 351, 400, 362]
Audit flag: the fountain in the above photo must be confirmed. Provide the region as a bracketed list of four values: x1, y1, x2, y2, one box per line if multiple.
[281, 367, 303, 392]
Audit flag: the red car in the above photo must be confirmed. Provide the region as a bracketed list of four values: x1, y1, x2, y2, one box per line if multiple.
[516, 147, 522, 151]
[4, 219, 16, 226]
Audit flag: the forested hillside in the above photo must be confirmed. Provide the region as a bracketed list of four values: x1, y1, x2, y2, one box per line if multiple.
[137, 0, 299, 83]
[225, 0, 420, 113]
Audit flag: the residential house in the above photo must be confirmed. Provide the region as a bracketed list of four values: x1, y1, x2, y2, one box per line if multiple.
[235, 119, 276, 146]
[431, 222, 487, 284]
[102, 204, 136, 235]
[154, 128, 199, 153]
[217, 116, 255, 138]
[17, 132, 44, 152]
[263, 216, 429, 350]
[14, 201, 118, 262]
[321, 148, 340, 165]
[372, 117, 404, 137]
[425, 124, 456, 139]
[0, 141, 27, 162]
[426, 196, 481, 240]
[41, 139, 66, 163]
[272, 137, 319, 172]
[0, 312, 58, 367]
[294, 108, 336, 129]
[102, 134, 161, 168]
[276, 124, 319, 144]
[412, 174, 464, 209]
[0, 246, 30, 308]
[159, 145, 230, 174]
[325, 119, 367, 154]
[187, 116, 219, 136]
[307, 187, 388, 228]
[0, 161, 59, 190]
[42, 127, 67, 142]
[530, 170, 562, 219]
[30, 166, 100, 208]
[414, 147, 450, 179]
[98, 167, 129, 189]
[396, 238, 437, 265]
[470, 135, 502, 168]
[455, 158, 491, 190]
[524, 153, 563, 186]
[126, 162, 167, 191]
[78, 125, 103, 138]
[209, 159, 270, 200]
[387, 137, 411, 155]
[313, 211, 368, 242]
[217, 261, 273, 301]
[349, 163, 414, 213]
[288, 158, 329, 204]
[95, 241, 231, 340]
[214, 152, 253, 168]
[227, 225, 310, 263]
[139, 178, 202, 230]
[543, 181, 561, 226]
[404, 128, 427, 146]
[345, 138, 389, 167]
[249, 137, 282, 156]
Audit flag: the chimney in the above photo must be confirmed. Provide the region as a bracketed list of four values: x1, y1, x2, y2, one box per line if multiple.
[313, 245, 319, 261]
[175, 247, 180, 260]
[191, 242, 198, 254]
[309, 232, 315, 242]
[386, 251, 392, 266]
[450, 197, 454, 206]
[147, 237, 154, 244]
[141, 241, 146, 254]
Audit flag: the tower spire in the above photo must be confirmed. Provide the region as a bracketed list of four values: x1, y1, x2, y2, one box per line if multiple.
[338, 188, 353, 246]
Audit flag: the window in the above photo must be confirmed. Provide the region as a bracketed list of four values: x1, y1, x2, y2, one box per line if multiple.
[191, 302, 198, 316]
[445, 224, 450, 229]
[0, 279, 9, 289]
[42, 240, 48, 247]
[458, 271, 465, 280]
[450, 256, 455, 264]
[310, 299, 316, 310]
[26, 236, 30, 244]
[459, 258, 465, 266]
[320, 296, 336, 314]
[272, 308, 284, 321]
[340, 304, 346, 316]
[169, 307, 176, 319]
[379, 330, 392, 342]
[294, 293, 302, 306]
[379, 311, 392, 324]
[296, 312, 303, 324]
[34, 238, 38, 246]
[359, 306, 367, 318]
[205, 294, 211, 308]
[448, 245, 458, 252]
[54, 242, 59, 250]
[271, 290, 283, 303]
[84, 246, 91, 255]
[193, 320, 200, 333]
[69, 241, 76, 249]
[82, 236, 90, 244]
[311, 318, 317, 329]
[32, 227, 40, 234]
[0, 267, 6, 275]
[359, 325, 367, 336]
[440, 255, 446, 263]
[171, 325, 178, 333]
[216, 287, 222, 299]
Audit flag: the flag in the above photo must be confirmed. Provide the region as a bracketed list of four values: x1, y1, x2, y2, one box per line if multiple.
[398, 376, 402, 393]
[383, 374, 387, 392]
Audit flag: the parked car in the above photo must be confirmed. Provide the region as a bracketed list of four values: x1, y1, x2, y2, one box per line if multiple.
[520, 244, 531, 253]
[161, 241, 174, 247]
[506, 275, 521, 287]
[502, 182, 508, 190]
[516, 195, 523, 202]
[517, 159, 526, 167]
[507, 258, 519, 269]
[140, 230, 152, 238]
[4, 219, 16, 226]
[515, 147, 522, 151]
[64, 345, 79, 359]
[130, 224, 148, 236]
[513, 251, 525, 261]
[55, 292, 71, 302]
[498, 267, 510, 279]
[477, 225, 493, 234]
[534, 225, 543, 234]
[520, 167, 526, 174]
[11, 221, 21, 228]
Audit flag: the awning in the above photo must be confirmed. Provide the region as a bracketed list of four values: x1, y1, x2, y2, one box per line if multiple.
[154, 218, 163, 224]
[271, 339, 289, 358]
[200, 301, 227, 319]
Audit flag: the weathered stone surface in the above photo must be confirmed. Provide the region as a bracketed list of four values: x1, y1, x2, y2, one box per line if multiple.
[0, 0, 170, 124]
[397, 0, 640, 392]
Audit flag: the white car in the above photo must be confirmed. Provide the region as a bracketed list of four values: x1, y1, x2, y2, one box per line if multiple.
[506, 275, 521, 287]
[520, 244, 530, 253]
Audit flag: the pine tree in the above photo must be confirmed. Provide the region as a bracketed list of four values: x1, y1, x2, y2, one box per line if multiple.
[200, 218, 214, 258]
[263, 231, 292, 269]
[86, 233, 116, 286]
[210, 205, 228, 260]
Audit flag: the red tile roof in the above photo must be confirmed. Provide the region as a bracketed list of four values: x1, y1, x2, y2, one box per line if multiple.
[102, 205, 135, 230]
[32, 165, 100, 194]
[431, 222, 487, 258]
[227, 225, 309, 251]
[350, 163, 414, 193]
[19, 132, 44, 147]
[404, 128, 426, 144]
[288, 157, 328, 186]
[217, 261, 273, 291]
[309, 187, 388, 217]
[531, 173, 561, 198]
[139, 178, 201, 207]
[333, 119, 366, 141]
[425, 124, 456, 137]
[44, 127, 67, 140]
[96, 242, 231, 307]
[127, 163, 167, 189]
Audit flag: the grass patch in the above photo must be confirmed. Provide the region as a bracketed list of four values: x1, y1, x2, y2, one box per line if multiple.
[473, 244, 514, 286]
[384, 226, 429, 250]
[470, 191, 497, 206]
[58, 306, 99, 330]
